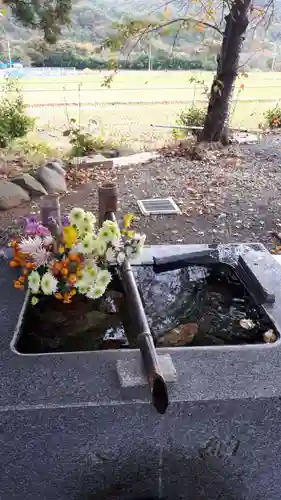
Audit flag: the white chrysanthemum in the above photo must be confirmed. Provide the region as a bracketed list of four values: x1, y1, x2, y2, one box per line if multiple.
[79, 219, 94, 235]
[84, 211, 96, 225]
[130, 233, 147, 256]
[19, 236, 43, 255]
[84, 263, 99, 280]
[134, 233, 146, 245]
[76, 280, 90, 295]
[40, 272, 58, 295]
[117, 251, 126, 266]
[43, 235, 54, 247]
[105, 247, 116, 264]
[93, 237, 107, 257]
[69, 207, 85, 227]
[111, 237, 121, 249]
[98, 227, 114, 244]
[96, 269, 112, 288]
[86, 285, 106, 300]
[33, 248, 51, 267]
[102, 220, 121, 239]
[28, 270, 41, 294]
[84, 258, 98, 269]
[76, 234, 95, 255]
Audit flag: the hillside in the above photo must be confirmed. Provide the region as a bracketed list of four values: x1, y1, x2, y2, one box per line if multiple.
[0, 0, 281, 71]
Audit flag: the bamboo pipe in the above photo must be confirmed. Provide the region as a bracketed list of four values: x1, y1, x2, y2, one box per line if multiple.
[98, 183, 169, 414]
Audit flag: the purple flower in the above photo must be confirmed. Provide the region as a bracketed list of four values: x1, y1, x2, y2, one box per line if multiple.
[25, 222, 39, 235]
[36, 224, 50, 237]
[62, 215, 70, 227]
[25, 220, 50, 237]
[28, 216, 37, 224]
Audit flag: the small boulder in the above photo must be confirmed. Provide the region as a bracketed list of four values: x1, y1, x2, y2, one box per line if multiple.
[45, 159, 66, 177]
[100, 149, 119, 158]
[35, 166, 67, 194]
[0, 179, 30, 210]
[157, 323, 198, 347]
[71, 154, 113, 169]
[11, 173, 47, 197]
[116, 146, 135, 157]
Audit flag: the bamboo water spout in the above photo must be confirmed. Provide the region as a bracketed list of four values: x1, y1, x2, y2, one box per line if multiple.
[98, 183, 169, 415]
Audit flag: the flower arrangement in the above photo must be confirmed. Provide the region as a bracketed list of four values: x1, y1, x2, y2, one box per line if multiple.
[9, 208, 146, 305]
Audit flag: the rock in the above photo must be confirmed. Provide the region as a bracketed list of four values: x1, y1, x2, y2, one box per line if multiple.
[100, 149, 119, 158]
[116, 146, 135, 157]
[71, 154, 113, 169]
[263, 329, 277, 343]
[0, 179, 30, 210]
[240, 318, 255, 330]
[45, 159, 66, 177]
[102, 338, 126, 349]
[35, 166, 67, 194]
[11, 174, 47, 197]
[157, 323, 198, 347]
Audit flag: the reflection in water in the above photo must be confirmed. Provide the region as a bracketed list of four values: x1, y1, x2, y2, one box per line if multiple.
[133, 264, 275, 346]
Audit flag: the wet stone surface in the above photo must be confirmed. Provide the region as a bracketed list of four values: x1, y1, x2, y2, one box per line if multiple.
[16, 287, 129, 354]
[133, 263, 276, 346]
[15, 261, 277, 354]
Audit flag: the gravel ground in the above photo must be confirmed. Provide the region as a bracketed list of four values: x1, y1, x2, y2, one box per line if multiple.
[1, 136, 281, 250]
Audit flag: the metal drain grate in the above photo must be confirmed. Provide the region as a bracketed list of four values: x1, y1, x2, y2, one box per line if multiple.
[137, 197, 181, 216]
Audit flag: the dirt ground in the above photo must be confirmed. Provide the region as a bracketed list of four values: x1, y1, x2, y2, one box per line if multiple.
[1, 136, 281, 251]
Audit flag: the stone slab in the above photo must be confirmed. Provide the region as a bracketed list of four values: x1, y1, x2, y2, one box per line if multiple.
[1, 244, 281, 499]
[71, 154, 113, 168]
[113, 151, 159, 167]
[0, 405, 161, 500]
[116, 354, 177, 387]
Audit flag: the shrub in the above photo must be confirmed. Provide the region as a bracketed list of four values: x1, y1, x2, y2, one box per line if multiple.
[264, 105, 281, 129]
[63, 118, 98, 157]
[173, 106, 206, 139]
[0, 78, 35, 148]
[8, 139, 60, 166]
[64, 118, 118, 157]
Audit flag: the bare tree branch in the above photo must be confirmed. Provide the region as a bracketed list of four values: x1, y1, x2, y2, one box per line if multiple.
[144, 17, 223, 36]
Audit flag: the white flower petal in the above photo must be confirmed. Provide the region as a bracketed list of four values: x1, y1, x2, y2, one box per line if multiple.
[92, 238, 107, 257]
[69, 208, 85, 227]
[117, 251, 126, 266]
[28, 270, 41, 294]
[19, 236, 42, 255]
[43, 235, 54, 247]
[96, 269, 112, 288]
[40, 272, 58, 295]
[84, 211, 96, 223]
[76, 234, 95, 255]
[105, 248, 116, 264]
[76, 280, 91, 294]
[33, 248, 51, 267]
[86, 285, 106, 300]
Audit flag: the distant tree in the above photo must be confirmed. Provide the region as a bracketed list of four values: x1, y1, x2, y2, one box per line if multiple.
[103, 0, 274, 143]
[2, 0, 72, 43]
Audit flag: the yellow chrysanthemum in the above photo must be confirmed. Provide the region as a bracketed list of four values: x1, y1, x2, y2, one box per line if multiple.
[123, 214, 135, 229]
[63, 226, 78, 249]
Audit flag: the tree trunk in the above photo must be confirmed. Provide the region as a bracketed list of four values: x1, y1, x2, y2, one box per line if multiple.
[201, 0, 251, 142]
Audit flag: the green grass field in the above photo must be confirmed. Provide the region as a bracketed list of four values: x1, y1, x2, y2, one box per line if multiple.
[3, 70, 280, 150]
